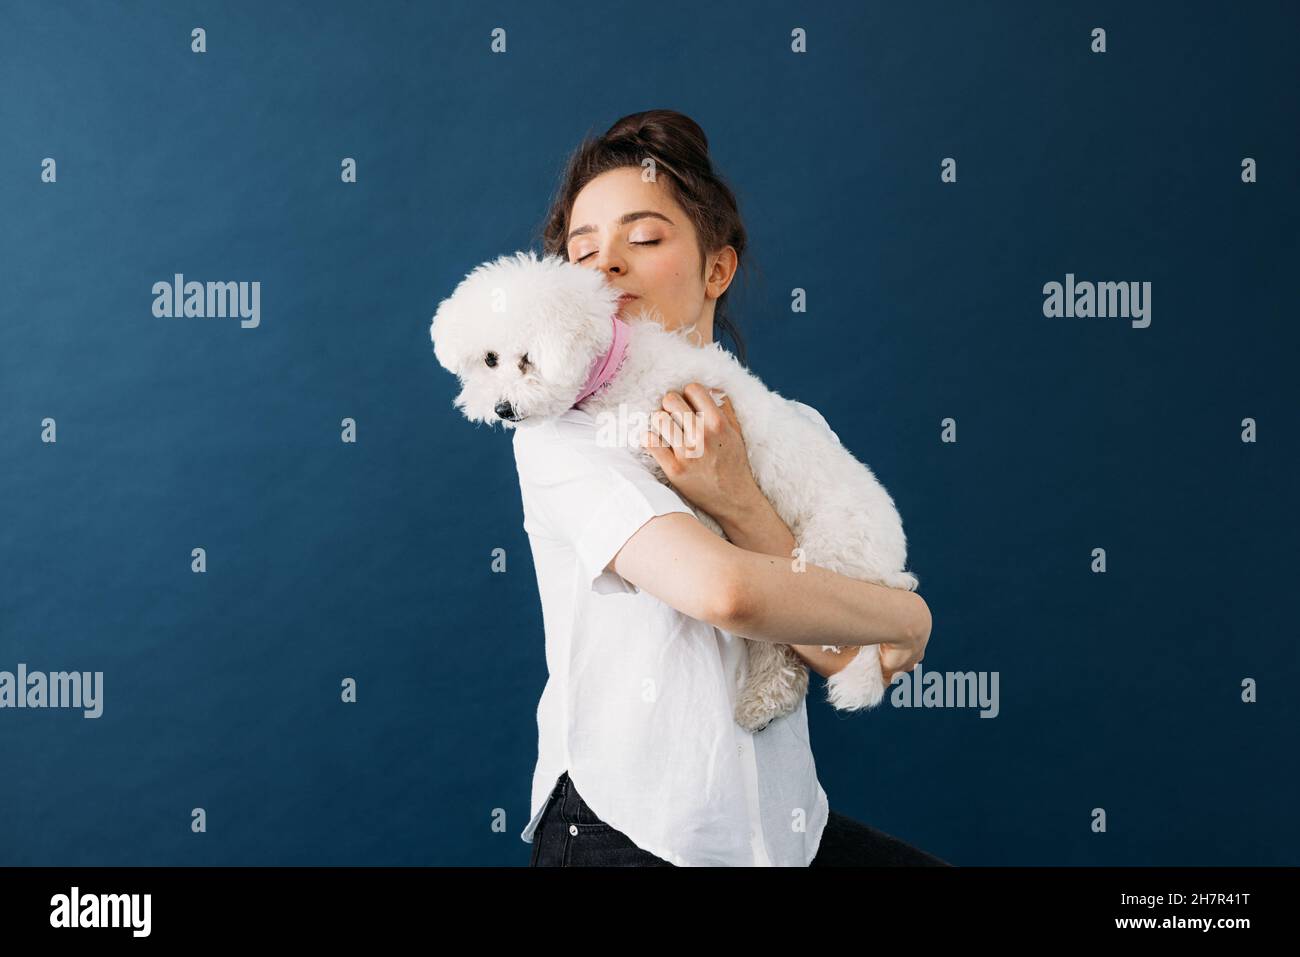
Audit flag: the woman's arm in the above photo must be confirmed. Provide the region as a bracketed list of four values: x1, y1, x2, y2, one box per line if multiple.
[632, 382, 928, 676]
[712, 492, 864, 680]
[607, 512, 930, 657]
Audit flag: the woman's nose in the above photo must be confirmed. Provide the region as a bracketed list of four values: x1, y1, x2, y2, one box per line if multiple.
[591, 248, 626, 276]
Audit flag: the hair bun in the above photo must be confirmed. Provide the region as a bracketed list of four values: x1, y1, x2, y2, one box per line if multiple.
[604, 109, 712, 173]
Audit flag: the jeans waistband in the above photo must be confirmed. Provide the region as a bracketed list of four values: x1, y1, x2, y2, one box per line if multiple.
[551, 770, 608, 827]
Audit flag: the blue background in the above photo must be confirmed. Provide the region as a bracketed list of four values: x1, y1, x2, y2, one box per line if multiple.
[1, 0, 1296, 865]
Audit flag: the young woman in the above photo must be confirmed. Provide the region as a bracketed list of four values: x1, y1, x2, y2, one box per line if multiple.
[516, 109, 948, 867]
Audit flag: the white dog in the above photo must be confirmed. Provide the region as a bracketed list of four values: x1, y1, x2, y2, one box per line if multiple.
[430, 250, 920, 732]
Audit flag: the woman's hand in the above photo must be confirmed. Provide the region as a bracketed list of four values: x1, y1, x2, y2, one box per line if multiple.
[877, 599, 930, 683]
[641, 382, 763, 525]
[643, 383, 933, 689]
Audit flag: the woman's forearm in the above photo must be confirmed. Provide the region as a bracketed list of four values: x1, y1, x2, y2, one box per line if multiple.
[721, 551, 928, 651]
[714, 493, 797, 561]
[710, 491, 929, 652]
[714, 495, 862, 677]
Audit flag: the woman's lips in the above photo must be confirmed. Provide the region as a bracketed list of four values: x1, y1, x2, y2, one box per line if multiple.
[617, 294, 639, 310]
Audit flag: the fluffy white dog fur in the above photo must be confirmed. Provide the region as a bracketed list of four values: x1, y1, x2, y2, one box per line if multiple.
[430, 250, 919, 732]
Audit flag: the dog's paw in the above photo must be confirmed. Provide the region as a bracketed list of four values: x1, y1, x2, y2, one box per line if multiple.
[824, 650, 887, 712]
[734, 654, 807, 732]
[733, 695, 776, 733]
[883, 570, 919, 591]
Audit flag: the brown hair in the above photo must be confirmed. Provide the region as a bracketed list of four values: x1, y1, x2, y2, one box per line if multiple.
[536, 109, 750, 365]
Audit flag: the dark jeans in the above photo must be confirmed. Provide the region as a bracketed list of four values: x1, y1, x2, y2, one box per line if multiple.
[528, 770, 951, 867]
[528, 770, 674, 866]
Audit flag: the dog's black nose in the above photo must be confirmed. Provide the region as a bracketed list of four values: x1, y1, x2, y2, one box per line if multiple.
[494, 400, 515, 420]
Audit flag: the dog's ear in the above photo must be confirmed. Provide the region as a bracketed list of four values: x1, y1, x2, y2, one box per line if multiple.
[526, 256, 622, 392]
[528, 309, 594, 388]
[429, 299, 463, 375]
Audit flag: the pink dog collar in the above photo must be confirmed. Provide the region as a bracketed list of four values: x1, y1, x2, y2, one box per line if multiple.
[571, 313, 631, 407]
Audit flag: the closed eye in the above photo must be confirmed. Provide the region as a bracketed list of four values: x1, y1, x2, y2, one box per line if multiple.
[575, 239, 660, 263]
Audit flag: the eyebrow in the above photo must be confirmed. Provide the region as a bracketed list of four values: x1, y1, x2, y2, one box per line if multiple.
[566, 210, 674, 243]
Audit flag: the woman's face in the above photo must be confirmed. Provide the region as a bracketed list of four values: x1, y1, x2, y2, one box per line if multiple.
[565, 166, 736, 345]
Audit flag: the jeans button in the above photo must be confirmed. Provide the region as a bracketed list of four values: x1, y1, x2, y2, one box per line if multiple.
[569, 824, 578, 836]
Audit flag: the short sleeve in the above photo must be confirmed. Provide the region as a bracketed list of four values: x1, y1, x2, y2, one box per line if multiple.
[512, 412, 697, 595]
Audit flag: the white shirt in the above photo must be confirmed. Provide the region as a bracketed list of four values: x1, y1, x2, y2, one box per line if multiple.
[513, 397, 839, 866]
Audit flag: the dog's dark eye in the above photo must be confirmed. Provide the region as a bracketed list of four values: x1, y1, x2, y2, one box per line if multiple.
[484, 352, 498, 368]
[518, 353, 530, 371]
